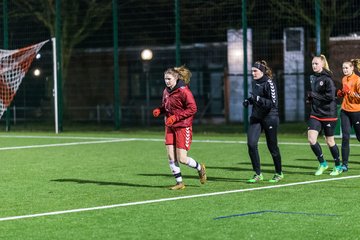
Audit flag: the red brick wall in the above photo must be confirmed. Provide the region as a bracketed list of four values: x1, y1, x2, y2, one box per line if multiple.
[330, 38, 360, 87]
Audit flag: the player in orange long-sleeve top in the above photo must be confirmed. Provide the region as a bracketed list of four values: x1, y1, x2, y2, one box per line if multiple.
[337, 59, 360, 172]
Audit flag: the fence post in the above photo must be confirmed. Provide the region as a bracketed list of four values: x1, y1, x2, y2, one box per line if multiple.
[175, 0, 181, 66]
[315, 0, 321, 55]
[113, 0, 120, 129]
[242, 0, 248, 132]
[3, 0, 11, 131]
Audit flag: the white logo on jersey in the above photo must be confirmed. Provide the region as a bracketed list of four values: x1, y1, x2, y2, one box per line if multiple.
[185, 127, 191, 147]
[268, 79, 277, 103]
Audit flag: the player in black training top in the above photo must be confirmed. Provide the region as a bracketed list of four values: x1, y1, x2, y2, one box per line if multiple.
[243, 60, 283, 183]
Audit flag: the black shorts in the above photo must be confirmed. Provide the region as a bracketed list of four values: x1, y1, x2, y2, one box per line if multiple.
[307, 117, 337, 136]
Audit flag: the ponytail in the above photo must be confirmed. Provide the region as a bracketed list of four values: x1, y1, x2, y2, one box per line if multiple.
[254, 60, 273, 78]
[350, 59, 360, 73]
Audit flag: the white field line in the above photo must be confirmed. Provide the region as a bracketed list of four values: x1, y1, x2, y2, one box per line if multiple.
[0, 175, 359, 222]
[0, 139, 138, 151]
[0, 135, 118, 140]
[0, 135, 360, 150]
[1, 134, 360, 146]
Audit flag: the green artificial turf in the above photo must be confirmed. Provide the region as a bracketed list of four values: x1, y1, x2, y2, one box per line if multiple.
[0, 131, 359, 239]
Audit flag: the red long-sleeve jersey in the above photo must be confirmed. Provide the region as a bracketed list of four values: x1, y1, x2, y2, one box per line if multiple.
[158, 81, 197, 128]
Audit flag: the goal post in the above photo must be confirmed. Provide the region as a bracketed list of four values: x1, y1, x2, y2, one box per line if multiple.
[51, 38, 59, 134]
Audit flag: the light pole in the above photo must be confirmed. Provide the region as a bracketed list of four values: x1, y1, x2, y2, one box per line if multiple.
[141, 49, 153, 125]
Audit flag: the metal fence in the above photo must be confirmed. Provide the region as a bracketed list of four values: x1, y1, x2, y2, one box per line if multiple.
[1, 0, 360, 131]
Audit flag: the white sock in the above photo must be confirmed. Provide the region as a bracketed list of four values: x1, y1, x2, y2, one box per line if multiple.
[186, 157, 201, 171]
[169, 160, 182, 182]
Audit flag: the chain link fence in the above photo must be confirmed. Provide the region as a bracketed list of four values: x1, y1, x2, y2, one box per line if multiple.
[0, 0, 359, 131]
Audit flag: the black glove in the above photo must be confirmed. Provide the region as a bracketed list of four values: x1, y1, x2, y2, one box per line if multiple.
[249, 93, 259, 103]
[306, 91, 313, 104]
[243, 95, 255, 107]
[243, 99, 250, 108]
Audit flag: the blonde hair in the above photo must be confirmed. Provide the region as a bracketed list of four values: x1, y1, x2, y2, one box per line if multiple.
[315, 54, 332, 73]
[164, 65, 192, 84]
[349, 59, 360, 72]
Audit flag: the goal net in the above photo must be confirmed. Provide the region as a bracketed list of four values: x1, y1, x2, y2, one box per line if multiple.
[0, 40, 48, 119]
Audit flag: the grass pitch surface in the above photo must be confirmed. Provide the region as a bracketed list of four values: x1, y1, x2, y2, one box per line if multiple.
[0, 131, 359, 239]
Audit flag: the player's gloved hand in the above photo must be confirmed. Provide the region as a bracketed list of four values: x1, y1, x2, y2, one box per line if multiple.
[243, 96, 255, 108]
[249, 93, 259, 103]
[306, 91, 313, 104]
[336, 89, 344, 98]
[153, 108, 161, 117]
[166, 115, 177, 126]
[343, 84, 350, 94]
[243, 99, 250, 108]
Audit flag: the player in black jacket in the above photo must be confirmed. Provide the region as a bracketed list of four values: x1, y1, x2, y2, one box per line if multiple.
[306, 54, 342, 176]
[243, 60, 283, 183]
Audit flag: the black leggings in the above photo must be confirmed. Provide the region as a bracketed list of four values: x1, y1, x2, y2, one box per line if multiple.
[341, 110, 360, 165]
[247, 116, 282, 175]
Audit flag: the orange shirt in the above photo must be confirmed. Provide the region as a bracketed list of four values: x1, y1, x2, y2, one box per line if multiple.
[341, 73, 360, 112]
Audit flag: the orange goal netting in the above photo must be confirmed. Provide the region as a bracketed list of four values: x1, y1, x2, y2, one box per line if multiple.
[0, 40, 48, 119]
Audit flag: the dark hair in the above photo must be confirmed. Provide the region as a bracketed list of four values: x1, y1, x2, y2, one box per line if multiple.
[254, 60, 272, 78]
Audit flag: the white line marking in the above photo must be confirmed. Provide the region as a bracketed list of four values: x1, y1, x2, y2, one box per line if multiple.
[0, 135, 118, 140]
[0, 139, 137, 151]
[2, 134, 360, 147]
[0, 136, 359, 150]
[0, 175, 359, 222]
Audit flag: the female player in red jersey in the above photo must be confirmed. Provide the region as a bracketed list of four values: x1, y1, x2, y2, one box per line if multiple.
[337, 59, 360, 172]
[153, 66, 206, 190]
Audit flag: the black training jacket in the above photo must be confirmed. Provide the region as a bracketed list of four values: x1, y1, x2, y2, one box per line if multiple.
[250, 75, 279, 120]
[309, 70, 337, 119]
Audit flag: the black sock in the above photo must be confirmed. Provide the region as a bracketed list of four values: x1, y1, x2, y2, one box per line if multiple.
[341, 140, 350, 166]
[329, 144, 341, 166]
[310, 142, 325, 163]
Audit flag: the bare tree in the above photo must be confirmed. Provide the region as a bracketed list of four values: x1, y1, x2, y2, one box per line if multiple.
[268, 0, 360, 56]
[12, 0, 112, 84]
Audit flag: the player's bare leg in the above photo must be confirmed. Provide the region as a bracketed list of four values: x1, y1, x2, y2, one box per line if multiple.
[177, 148, 207, 184]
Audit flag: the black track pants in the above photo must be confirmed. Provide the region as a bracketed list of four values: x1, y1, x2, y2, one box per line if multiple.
[247, 116, 282, 175]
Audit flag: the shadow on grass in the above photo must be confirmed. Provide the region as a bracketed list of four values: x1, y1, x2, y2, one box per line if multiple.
[238, 161, 315, 172]
[295, 158, 316, 162]
[204, 165, 269, 179]
[51, 178, 171, 188]
[139, 173, 246, 182]
[206, 163, 314, 175]
[346, 158, 360, 165]
[205, 165, 249, 172]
